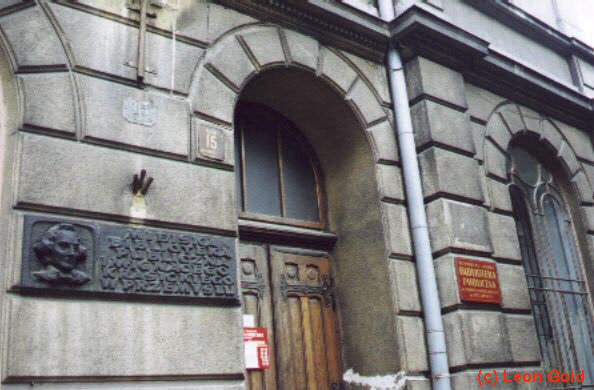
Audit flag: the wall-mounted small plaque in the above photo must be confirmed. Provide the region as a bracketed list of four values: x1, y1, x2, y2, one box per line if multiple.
[455, 257, 501, 304]
[20, 215, 238, 304]
[198, 125, 225, 161]
[123, 97, 156, 126]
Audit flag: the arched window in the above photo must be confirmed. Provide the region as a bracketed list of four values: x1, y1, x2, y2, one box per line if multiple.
[509, 144, 594, 384]
[235, 102, 324, 228]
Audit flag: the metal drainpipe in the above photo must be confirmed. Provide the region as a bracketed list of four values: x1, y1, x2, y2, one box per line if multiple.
[377, 1, 452, 389]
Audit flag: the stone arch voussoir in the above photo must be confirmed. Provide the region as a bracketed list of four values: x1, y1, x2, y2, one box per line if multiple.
[189, 25, 388, 133]
[483, 102, 592, 206]
[0, 4, 79, 138]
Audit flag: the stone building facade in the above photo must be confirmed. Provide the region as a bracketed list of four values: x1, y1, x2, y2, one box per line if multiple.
[0, 0, 592, 389]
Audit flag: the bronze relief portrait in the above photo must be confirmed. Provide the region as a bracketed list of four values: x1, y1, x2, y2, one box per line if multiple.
[31, 223, 91, 286]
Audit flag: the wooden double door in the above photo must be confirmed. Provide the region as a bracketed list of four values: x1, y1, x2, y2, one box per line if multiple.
[240, 244, 342, 390]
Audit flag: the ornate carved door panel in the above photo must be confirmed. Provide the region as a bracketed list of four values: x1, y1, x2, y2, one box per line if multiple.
[240, 245, 342, 390]
[270, 248, 341, 390]
[240, 244, 278, 390]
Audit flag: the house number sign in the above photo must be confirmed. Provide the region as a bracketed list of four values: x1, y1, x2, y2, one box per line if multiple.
[198, 125, 225, 160]
[20, 215, 239, 304]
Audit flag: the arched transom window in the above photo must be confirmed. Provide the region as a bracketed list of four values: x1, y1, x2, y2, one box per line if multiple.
[235, 103, 323, 228]
[509, 144, 594, 385]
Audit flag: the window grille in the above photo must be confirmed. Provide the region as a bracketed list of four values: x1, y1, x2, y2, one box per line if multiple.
[509, 145, 594, 387]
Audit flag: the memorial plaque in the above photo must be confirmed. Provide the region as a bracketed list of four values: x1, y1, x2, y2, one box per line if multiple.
[455, 257, 501, 304]
[21, 215, 239, 304]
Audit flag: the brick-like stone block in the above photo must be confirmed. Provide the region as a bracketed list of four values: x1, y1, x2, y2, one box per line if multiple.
[241, 28, 286, 67]
[583, 164, 594, 195]
[411, 100, 475, 154]
[571, 169, 593, 203]
[342, 51, 391, 104]
[347, 79, 386, 125]
[78, 74, 190, 157]
[471, 122, 486, 162]
[16, 134, 236, 232]
[389, 259, 421, 313]
[50, 4, 137, 81]
[207, 3, 256, 42]
[20, 73, 76, 135]
[143, 32, 204, 94]
[465, 82, 506, 123]
[321, 47, 358, 94]
[486, 113, 512, 151]
[541, 119, 564, 151]
[192, 68, 237, 125]
[498, 104, 525, 135]
[53, 3, 205, 93]
[396, 316, 428, 372]
[479, 165, 490, 209]
[419, 148, 484, 202]
[504, 314, 541, 364]
[156, 1, 209, 44]
[485, 140, 508, 180]
[54, 6, 200, 94]
[487, 213, 522, 262]
[442, 311, 466, 368]
[498, 264, 531, 311]
[434, 255, 460, 309]
[518, 106, 542, 132]
[209, 36, 256, 90]
[384, 203, 413, 257]
[404, 57, 467, 109]
[0, 5, 67, 69]
[488, 179, 512, 213]
[69, 0, 211, 45]
[284, 29, 319, 71]
[444, 311, 512, 367]
[555, 120, 594, 163]
[557, 141, 581, 176]
[376, 163, 404, 202]
[426, 199, 492, 254]
[6, 295, 243, 377]
[580, 205, 594, 232]
[367, 120, 399, 163]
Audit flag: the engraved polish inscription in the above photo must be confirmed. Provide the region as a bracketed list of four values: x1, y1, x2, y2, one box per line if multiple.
[21, 215, 239, 303]
[99, 228, 235, 298]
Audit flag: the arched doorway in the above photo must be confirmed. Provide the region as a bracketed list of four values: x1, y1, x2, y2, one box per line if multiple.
[235, 68, 399, 389]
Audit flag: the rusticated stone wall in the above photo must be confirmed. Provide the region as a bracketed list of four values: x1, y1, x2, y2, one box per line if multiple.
[406, 55, 594, 389]
[0, 1, 413, 389]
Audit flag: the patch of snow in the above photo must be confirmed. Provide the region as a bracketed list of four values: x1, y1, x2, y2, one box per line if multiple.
[342, 369, 408, 390]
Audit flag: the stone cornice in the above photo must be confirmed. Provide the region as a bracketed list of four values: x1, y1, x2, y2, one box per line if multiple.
[212, 0, 390, 62]
[213, 0, 594, 129]
[465, 0, 594, 63]
[389, 5, 594, 131]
